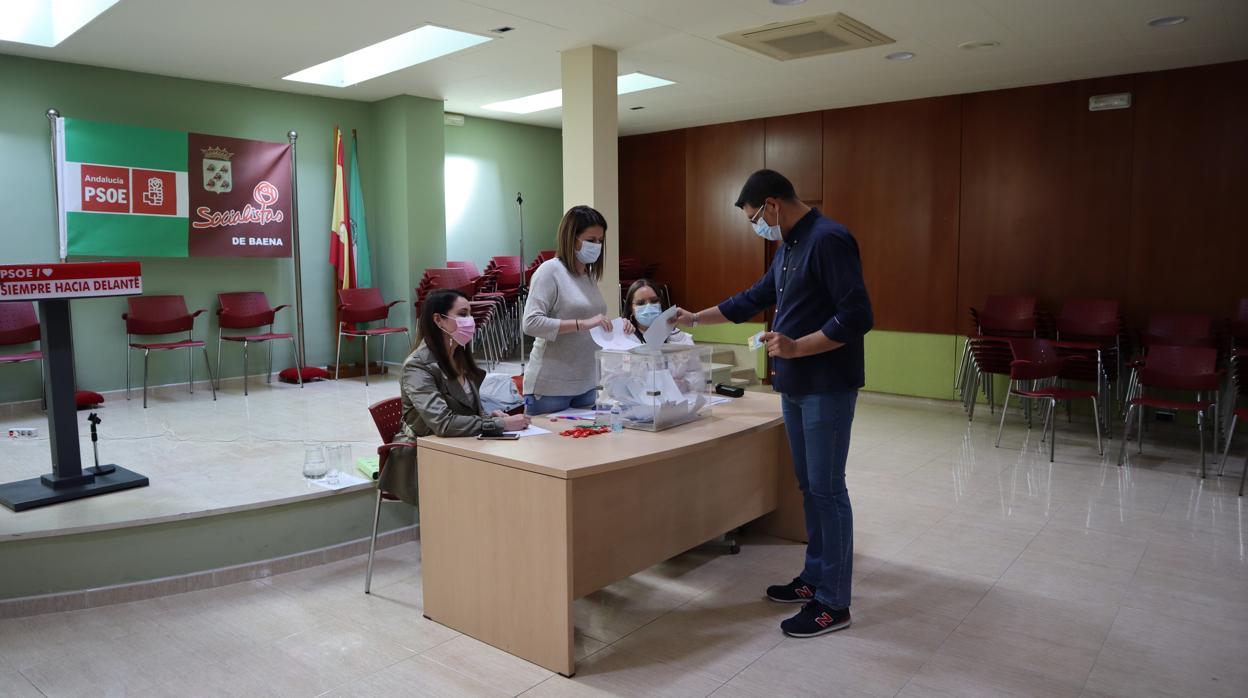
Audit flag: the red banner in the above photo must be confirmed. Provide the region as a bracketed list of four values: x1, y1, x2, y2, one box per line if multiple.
[187, 134, 293, 258]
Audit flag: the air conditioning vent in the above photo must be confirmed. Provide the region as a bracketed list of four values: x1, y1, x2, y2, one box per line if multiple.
[720, 13, 893, 61]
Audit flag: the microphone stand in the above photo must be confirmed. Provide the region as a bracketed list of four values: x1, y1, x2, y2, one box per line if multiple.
[515, 192, 525, 370]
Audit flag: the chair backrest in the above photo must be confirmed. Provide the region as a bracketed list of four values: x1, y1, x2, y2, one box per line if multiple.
[446, 261, 482, 280]
[124, 295, 194, 335]
[491, 255, 522, 272]
[1237, 298, 1248, 322]
[1056, 299, 1120, 340]
[338, 288, 391, 324]
[217, 291, 276, 329]
[369, 396, 404, 442]
[1142, 313, 1213, 348]
[1007, 338, 1062, 381]
[1139, 345, 1219, 391]
[978, 295, 1036, 335]
[0, 302, 40, 346]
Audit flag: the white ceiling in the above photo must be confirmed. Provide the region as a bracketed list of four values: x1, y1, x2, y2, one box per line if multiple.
[3, 0, 1246, 136]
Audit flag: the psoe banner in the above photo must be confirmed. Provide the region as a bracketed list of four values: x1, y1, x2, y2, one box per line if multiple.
[0, 262, 142, 301]
[54, 118, 292, 259]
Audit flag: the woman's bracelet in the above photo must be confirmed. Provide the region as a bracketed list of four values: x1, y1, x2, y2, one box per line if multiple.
[575, 319, 580, 331]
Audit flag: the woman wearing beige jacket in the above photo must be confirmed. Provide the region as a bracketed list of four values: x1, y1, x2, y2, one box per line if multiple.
[379, 288, 529, 504]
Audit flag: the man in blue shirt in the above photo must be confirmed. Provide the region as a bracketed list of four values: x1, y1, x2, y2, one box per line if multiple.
[675, 169, 873, 638]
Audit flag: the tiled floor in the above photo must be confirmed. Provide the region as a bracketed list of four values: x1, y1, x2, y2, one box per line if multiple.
[2, 392, 1246, 696]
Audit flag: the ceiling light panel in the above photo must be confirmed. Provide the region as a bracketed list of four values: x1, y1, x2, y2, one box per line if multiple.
[284, 25, 491, 88]
[483, 72, 674, 114]
[1, 0, 119, 47]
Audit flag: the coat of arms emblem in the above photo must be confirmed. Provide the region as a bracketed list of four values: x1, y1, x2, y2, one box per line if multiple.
[201, 146, 233, 193]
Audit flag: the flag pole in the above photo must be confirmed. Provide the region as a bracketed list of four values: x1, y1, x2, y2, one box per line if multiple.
[47, 108, 64, 262]
[288, 130, 306, 363]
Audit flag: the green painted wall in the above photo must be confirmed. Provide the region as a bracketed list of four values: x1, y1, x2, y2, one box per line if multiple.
[0, 490, 416, 599]
[0, 55, 445, 401]
[444, 117, 563, 269]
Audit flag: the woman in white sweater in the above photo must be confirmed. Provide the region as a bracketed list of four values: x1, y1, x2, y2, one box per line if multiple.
[522, 205, 621, 415]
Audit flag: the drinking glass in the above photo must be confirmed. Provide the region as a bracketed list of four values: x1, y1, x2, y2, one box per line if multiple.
[303, 445, 328, 480]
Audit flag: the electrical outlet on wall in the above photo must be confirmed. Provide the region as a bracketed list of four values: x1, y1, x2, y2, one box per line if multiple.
[7, 427, 38, 439]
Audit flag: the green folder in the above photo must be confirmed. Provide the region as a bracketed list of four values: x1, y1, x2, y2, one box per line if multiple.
[356, 456, 379, 481]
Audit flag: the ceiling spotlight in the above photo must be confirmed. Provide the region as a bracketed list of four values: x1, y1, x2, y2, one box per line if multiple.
[629, 106, 645, 110]
[1147, 16, 1187, 27]
[958, 40, 1001, 50]
[770, 0, 807, 5]
[885, 51, 916, 61]
[491, 26, 514, 33]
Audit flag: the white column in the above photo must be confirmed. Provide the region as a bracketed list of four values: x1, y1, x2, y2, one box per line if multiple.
[561, 45, 620, 313]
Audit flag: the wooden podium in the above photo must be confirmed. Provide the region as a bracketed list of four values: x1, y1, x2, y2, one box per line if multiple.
[0, 261, 148, 512]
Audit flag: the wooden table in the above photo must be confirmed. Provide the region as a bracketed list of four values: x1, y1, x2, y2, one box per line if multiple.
[416, 391, 804, 676]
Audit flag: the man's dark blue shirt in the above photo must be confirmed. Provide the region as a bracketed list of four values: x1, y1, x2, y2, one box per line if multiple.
[718, 208, 873, 394]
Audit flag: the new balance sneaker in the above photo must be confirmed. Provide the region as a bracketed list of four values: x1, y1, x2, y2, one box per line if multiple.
[765, 577, 817, 604]
[780, 600, 851, 638]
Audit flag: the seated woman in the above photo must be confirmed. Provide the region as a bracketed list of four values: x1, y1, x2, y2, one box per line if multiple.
[624, 278, 693, 345]
[379, 288, 530, 504]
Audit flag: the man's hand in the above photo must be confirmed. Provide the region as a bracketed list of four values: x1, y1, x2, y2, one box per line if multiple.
[761, 331, 800, 359]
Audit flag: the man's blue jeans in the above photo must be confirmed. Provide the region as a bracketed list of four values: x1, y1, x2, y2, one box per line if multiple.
[781, 390, 857, 609]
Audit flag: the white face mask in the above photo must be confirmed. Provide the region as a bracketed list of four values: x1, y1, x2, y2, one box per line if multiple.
[751, 203, 782, 241]
[577, 240, 602, 264]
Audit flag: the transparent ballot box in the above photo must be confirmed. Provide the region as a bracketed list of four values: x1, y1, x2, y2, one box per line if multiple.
[596, 344, 713, 431]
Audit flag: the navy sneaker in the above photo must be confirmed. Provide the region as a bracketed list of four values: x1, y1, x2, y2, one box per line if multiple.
[780, 600, 851, 638]
[765, 577, 817, 604]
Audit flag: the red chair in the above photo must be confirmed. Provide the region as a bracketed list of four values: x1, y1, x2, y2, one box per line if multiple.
[0, 301, 45, 410]
[957, 296, 1037, 409]
[1119, 345, 1220, 476]
[1054, 299, 1123, 433]
[335, 288, 409, 386]
[123, 295, 217, 408]
[995, 339, 1103, 462]
[1123, 313, 1216, 413]
[365, 396, 413, 593]
[216, 292, 303, 396]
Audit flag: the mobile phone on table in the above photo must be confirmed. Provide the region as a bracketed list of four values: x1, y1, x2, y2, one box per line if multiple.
[478, 433, 520, 440]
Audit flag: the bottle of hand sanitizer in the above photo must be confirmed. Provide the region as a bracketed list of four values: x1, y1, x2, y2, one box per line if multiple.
[610, 403, 623, 433]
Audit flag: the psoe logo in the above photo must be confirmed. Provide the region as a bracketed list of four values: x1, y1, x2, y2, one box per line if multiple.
[80, 164, 130, 213]
[130, 168, 178, 216]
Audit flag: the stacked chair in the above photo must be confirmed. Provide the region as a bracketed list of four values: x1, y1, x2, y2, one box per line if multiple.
[958, 295, 1037, 421]
[416, 265, 511, 368]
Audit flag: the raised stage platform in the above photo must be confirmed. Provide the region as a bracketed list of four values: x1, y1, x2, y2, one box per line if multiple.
[0, 371, 418, 607]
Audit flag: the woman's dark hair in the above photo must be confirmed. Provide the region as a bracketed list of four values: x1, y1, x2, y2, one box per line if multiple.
[415, 288, 479, 379]
[623, 278, 665, 330]
[556, 205, 608, 280]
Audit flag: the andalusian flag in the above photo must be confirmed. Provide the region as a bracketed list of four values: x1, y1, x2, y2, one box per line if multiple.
[55, 117, 292, 259]
[328, 127, 354, 289]
[348, 130, 373, 289]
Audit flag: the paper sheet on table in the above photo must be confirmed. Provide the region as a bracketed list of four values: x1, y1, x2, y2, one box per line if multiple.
[590, 317, 641, 351]
[308, 471, 371, 490]
[708, 395, 732, 406]
[546, 408, 596, 419]
[505, 424, 552, 438]
[643, 306, 680, 348]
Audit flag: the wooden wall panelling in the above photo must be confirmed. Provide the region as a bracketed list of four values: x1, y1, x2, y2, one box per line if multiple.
[765, 111, 823, 202]
[1126, 62, 1248, 327]
[956, 77, 1135, 334]
[618, 129, 688, 307]
[823, 96, 962, 334]
[684, 120, 766, 312]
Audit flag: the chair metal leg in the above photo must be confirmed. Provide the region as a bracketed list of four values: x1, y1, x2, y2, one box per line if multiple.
[1091, 397, 1103, 456]
[215, 330, 223, 391]
[381, 334, 388, 375]
[1198, 410, 1206, 479]
[1118, 404, 1136, 465]
[188, 332, 194, 394]
[125, 338, 131, 400]
[364, 488, 383, 594]
[995, 383, 1012, 448]
[1219, 415, 1238, 476]
[142, 349, 150, 409]
[334, 329, 343, 380]
[363, 335, 371, 386]
[1041, 400, 1053, 444]
[242, 340, 250, 396]
[967, 370, 980, 422]
[1049, 399, 1057, 463]
[202, 347, 217, 401]
[289, 337, 304, 388]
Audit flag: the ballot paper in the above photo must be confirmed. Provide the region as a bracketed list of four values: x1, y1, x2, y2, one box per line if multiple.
[590, 317, 641, 351]
[504, 425, 552, 438]
[643, 306, 681, 348]
[747, 331, 766, 351]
